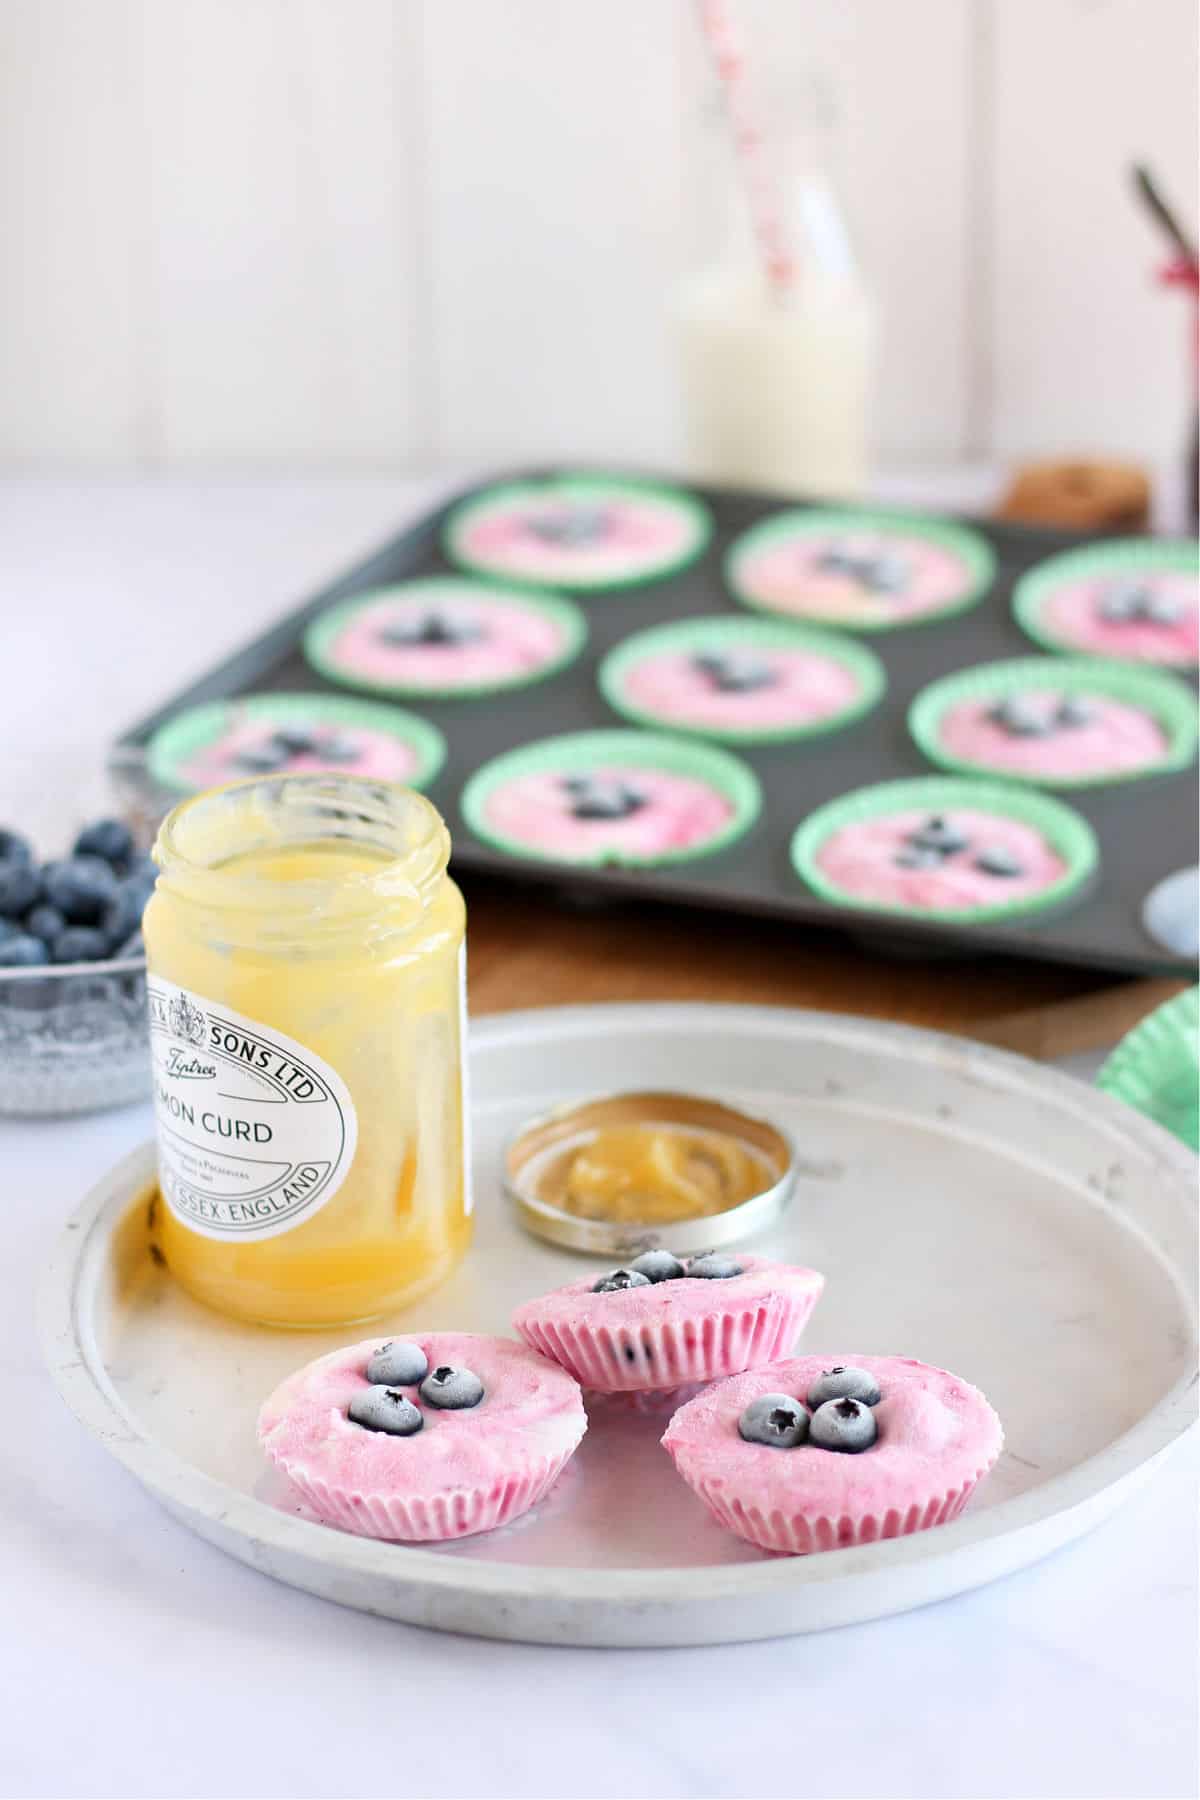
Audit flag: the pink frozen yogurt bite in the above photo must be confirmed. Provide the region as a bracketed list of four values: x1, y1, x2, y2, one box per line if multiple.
[1015, 544, 1199, 667]
[444, 476, 712, 591]
[462, 732, 760, 868]
[727, 510, 994, 631]
[512, 1251, 825, 1396]
[303, 577, 586, 697]
[258, 1332, 587, 1541]
[662, 1353, 1003, 1556]
[935, 691, 1170, 782]
[793, 781, 1098, 923]
[148, 695, 446, 796]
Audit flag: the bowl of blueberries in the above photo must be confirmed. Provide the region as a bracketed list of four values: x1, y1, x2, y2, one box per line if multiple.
[0, 818, 153, 1115]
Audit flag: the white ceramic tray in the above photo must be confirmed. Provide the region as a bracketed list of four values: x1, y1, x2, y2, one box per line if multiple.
[40, 1003, 1198, 1648]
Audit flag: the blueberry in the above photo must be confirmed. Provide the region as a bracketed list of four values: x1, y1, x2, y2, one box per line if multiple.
[270, 725, 320, 757]
[738, 1393, 809, 1448]
[0, 830, 33, 866]
[315, 733, 362, 764]
[863, 553, 910, 594]
[101, 877, 149, 949]
[234, 741, 290, 774]
[809, 1395, 878, 1452]
[974, 845, 1023, 878]
[909, 814, 969, 856]
[114, 931, 144, 960]
[1097, 580, 1150, 623]
[23, 903, 67, 946]
[365, 1340, 429, 1386]
[894, 845, 946, 871]
[692, 651, 776, 694]
[379, 611, 483, 648]
[73, 818, 135, 868]
[592, 1267, 652, 1293]
[988, 695, 1050, 738]
[0, 934, 49, 967]
[0, 860, 40, 918]
[816, 541, 856, 575]
[1055, 694, 1094, 729]
[525, 505, 611, 547]
[1144, 591, 1183, 626]
[52, 926, 112, 964]
[629, 1249, 686, 1283]
[563, 777, 647, 821]
[42, 855, 118, 923]
[806, 1365, 882, 1409]
[419, 1364, 485, 1409]
[685, 1253, 743, 1279]
[348, 1387, 423, 1436]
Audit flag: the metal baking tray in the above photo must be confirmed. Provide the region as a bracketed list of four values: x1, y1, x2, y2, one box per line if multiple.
[108, 471, 1199, 977]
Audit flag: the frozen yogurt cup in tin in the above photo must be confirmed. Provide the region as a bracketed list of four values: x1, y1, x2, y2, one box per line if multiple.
[504, 1089, 796, 1257]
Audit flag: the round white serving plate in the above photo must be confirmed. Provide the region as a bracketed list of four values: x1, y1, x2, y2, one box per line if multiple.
[40, 1003, 1198, 1648]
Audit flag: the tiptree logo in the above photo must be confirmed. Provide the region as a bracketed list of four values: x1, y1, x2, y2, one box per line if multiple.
[168, 991, 206, 1047]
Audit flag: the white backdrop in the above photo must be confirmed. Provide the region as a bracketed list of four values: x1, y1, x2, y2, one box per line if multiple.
[0, 0, 1196, 471]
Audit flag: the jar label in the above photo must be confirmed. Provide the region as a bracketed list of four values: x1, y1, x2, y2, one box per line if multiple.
[147, 977, 359, 1242]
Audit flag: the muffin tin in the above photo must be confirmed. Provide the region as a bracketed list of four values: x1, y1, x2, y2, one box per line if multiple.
[108, 470, 1199, 977]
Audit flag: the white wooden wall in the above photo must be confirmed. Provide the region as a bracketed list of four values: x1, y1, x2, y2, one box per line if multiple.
[0, 0, 1195, 471]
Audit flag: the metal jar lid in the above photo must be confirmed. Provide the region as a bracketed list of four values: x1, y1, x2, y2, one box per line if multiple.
[504, 1088, 795, 1257]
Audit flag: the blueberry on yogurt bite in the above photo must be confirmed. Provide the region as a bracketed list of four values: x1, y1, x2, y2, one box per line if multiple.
[419, 1365, 485, 1409]
[563, 776, 647, 821]
[692, 651, 775, 694]
[234, 740, 291, 774]
[348, 1387, 424, 1437]
[685, 1252, 743, 1279]
[738, 1393, 809, 1448]
[806, 1365, 882, 1408]
[909, 814, 969, 856]
[809, 1395, 878, 1453]
[1097, 580, 1152, 623]
[365, 1339, 429, 1386]
[629, 1249, 685, 1283]
[974, 844, 1023, 878]
[1055, 694, 1094, 729]
[380, 611, 483, 648]
[894, 844, 947, 871]
[526, 505, 611, 547]
[989, 694, 1050, 738]
[592, 1267, 652, 1293]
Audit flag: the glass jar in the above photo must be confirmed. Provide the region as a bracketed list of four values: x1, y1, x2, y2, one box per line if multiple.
[142, 774, 470, 1327]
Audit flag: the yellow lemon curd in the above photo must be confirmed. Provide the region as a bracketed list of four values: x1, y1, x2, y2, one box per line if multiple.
[143, 777, 469, 1327]
[545, 1123, 770, 1225]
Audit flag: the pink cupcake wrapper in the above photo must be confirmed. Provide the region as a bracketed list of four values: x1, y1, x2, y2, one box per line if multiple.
[516, 1289, 819, 1394]
[677, 1456, 1000, 1556]
[267, 1444, 577, 1543]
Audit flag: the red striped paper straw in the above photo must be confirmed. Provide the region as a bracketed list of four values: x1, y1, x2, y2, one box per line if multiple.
[694, 0, 798, 299]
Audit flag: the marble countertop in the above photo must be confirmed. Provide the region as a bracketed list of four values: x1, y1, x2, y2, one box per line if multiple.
[0, 473, 1195, 1800]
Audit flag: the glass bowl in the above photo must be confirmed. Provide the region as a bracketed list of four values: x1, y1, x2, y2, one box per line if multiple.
[0, 947, 150, 1116]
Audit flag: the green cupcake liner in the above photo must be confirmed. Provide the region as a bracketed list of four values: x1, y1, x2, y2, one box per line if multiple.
[443, 474, 713, 592]
[908, 656, 1198, 789]
[597, 615, 886, 744]
[1013, 538, 1199, 664]
[790, 775, 1099, 925]
[303, 576, 588, 699]
[147, 693, 447, 795]
[460, 728, 760, 869]
[726, 507, 996, 633]
[1098, 985, 1199, 1152]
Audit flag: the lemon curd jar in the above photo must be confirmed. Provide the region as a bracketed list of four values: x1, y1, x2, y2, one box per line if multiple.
[142, 774, 470, 1327]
